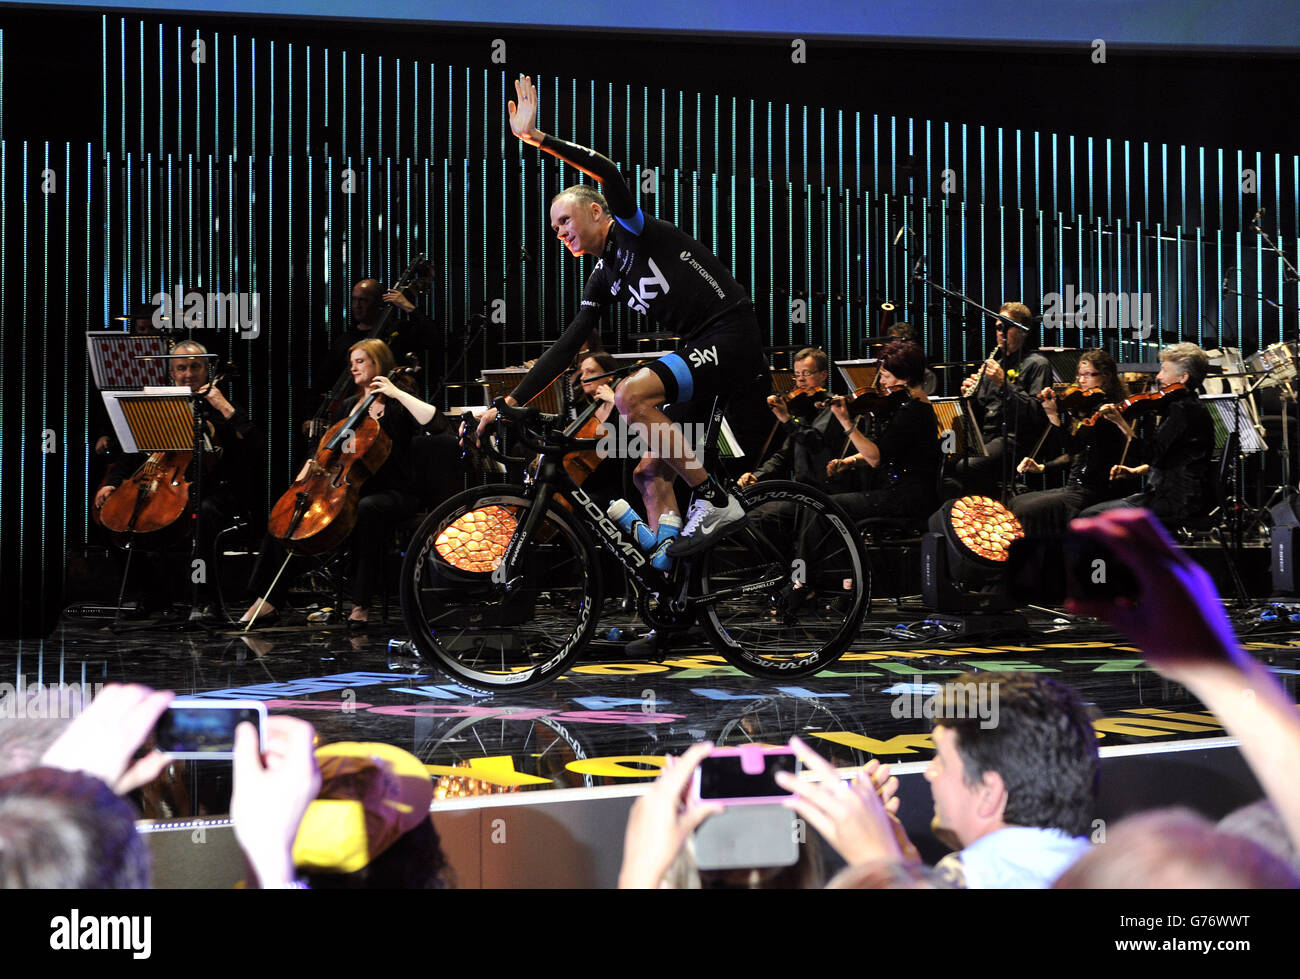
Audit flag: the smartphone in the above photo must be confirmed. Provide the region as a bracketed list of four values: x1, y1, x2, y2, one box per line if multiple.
[691, 746, 799, 806]
[153, 701, 266, 760]
[1005, 532, 1141, 605]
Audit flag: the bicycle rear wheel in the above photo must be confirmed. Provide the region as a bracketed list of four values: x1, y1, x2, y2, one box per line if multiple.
[399, 484, 602, 692]
[692, 480, 869, 678]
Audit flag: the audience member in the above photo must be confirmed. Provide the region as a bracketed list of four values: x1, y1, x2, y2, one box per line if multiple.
[780, 671, 1099, 889]
[0, 767, 151, 888]
[292, 742, 449, 889]
[1055, 807, 1300, 888]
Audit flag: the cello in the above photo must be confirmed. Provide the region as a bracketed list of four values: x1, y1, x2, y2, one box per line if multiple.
[268, 363, 420, 556]
[97, 365, 234, 537]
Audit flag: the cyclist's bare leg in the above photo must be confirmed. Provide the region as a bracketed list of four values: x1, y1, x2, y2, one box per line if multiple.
[632, 456, 677, 530]
[615, 369, 710, 523]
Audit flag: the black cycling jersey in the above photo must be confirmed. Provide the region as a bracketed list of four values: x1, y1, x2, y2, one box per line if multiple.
[511, 133, 750, 407]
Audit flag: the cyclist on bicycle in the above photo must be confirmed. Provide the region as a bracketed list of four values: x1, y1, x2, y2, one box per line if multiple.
[479, 74, 770, 561]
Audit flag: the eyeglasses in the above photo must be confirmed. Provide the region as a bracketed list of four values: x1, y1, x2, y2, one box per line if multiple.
[792, 370, 825, 379]
[1076, 371, 1100, 379]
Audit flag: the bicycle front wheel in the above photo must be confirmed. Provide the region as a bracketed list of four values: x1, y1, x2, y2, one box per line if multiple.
[693, 480, 869, 678]
[399, 484, 603, 692]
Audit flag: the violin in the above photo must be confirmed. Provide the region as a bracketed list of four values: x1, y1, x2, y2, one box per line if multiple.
[97, 367, 233, 536]
[1042, 384, 1108, 416]
[268, 364, 418, 556]
[822, 385, 908, 418]
[769, 385, 827, 418]
[1077, 382, 1186, 428]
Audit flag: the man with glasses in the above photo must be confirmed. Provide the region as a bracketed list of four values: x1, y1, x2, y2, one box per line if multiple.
[738, 348, 847, 493]
[953, 302, 1051, 498]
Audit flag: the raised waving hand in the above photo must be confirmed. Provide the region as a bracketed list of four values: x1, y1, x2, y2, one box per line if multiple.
[508, 74, 545, 147]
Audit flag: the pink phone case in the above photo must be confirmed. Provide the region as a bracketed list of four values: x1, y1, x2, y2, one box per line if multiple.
[691, 744, 800, 806]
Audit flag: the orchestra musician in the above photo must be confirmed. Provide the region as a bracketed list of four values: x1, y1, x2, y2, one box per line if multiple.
[93, 339, 259, 620]
[953, 302, 1051, 497]
[245, 338, 438, 629]
[826, 340, 941, 521]
[568, 351, 629, 505]
[1009, 350, 1131, 537]
[737, 348, 850, 494]
[883, 322, 938, 396]
[303, 278, 440, 438]
[1078, 342, 1216, 526]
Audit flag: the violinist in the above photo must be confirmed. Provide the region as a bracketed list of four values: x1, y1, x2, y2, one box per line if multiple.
[738, 348, 846, 493]
[245, 339, 438, 629]
[884, 322, 938, 396]
[94, 339, 259, 619]
[826, 340, 940, 521]
[953, 302, 1051, 497]
[1078, 342, 1215, 526]
[1009, 350, 1130, 537]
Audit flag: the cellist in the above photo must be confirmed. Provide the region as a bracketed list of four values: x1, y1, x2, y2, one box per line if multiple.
[93, 339, 259, 620]
[244, 339, 437, 629]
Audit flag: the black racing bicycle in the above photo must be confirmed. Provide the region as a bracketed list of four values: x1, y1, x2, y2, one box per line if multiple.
[399, 396, 869, 692]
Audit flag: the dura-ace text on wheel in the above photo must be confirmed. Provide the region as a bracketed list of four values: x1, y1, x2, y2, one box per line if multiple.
[693, 480, 869, 678]
[399, 484, 602, 692]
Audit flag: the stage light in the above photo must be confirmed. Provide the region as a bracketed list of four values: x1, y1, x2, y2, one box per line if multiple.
[434, 506, 515, 574]
[921, 495, 1026, 619]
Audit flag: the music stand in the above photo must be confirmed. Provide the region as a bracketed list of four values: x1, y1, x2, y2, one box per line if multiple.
[100, 350, 221, 629]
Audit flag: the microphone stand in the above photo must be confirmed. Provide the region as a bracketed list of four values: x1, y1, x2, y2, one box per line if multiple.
[912, 257, 1029, 502]
[434, 246, 530, 408]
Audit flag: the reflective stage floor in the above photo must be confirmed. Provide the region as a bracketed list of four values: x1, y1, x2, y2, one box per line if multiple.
[7, 596, 1300, 819]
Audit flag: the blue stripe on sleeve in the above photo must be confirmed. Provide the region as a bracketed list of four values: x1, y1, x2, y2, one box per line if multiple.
[615, 207, 645, 236]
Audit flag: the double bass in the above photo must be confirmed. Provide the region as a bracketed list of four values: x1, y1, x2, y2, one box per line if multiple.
[268, 363, 420, 556]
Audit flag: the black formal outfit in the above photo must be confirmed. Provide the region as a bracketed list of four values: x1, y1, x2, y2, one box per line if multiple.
[954, 348, 1052, 497]
[832, 397, 941, 521]
[751, 406, 855, 494]
[1010, 411, 1130, 538]
[1078, 387, 1216, 525]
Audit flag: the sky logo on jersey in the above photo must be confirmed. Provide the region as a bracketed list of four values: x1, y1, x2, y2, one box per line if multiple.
[627, 258, 671, 314]
[688, 345, 719, 368]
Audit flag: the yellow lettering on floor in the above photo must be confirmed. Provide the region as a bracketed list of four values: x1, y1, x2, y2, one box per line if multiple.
[1122, 708, 1222, 724]
[807, 731, 935, 754]
[569, 663, 671, 675]
[1038, 642, 1120, 649]
[1093, 717, 1222, 736]
[423, 755, 553, 787]
[566, 756, 667, 778]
